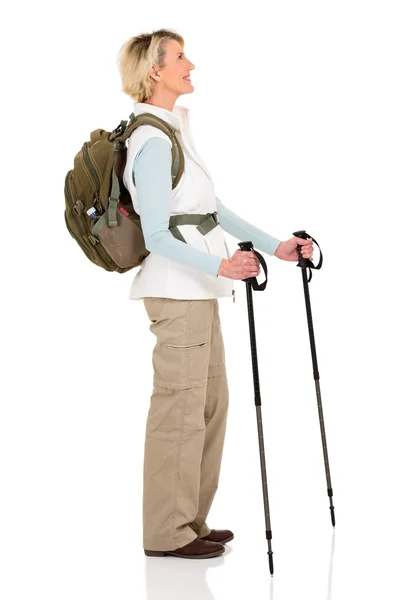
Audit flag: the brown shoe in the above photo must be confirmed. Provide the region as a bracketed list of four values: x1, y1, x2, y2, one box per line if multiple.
[144, 537, 225, 559]
[200, 529, 234, 545]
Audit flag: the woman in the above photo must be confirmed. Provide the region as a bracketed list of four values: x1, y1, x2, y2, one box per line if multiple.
[118, 29, 314, 560]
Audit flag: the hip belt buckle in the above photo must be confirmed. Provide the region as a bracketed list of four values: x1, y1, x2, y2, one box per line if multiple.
[197, 211, 219, 236]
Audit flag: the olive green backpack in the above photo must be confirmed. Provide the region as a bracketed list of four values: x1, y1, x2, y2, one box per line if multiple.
[64, 112, 185, 273]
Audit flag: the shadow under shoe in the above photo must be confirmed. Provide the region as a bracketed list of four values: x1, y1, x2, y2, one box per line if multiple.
[144, 537, 225, 559]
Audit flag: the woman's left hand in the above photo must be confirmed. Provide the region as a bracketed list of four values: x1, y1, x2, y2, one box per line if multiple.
[274, 236, 314, 262]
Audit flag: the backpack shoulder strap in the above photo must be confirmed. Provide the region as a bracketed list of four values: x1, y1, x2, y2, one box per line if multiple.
[110, 112, 184, 189]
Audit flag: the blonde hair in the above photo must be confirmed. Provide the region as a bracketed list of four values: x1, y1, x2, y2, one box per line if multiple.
[117, 28, 185, 103]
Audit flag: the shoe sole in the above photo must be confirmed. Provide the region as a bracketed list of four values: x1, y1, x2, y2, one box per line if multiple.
[144, 547, 225, 559]
[218, 534, 234, 544]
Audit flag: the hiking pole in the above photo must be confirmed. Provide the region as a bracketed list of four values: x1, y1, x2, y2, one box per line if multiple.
[238, 241, 274, 576]
[292, 230, 335, 527]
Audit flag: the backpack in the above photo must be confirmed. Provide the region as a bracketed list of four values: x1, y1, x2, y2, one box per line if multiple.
[63, 112, 185, 273]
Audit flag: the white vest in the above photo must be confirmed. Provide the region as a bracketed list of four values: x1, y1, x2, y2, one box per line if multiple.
[122, 102, 235, 302]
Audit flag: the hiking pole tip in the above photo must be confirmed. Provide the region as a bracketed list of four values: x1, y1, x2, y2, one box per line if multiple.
[268, 550, 274, 576]
[330, 504, 336, 527]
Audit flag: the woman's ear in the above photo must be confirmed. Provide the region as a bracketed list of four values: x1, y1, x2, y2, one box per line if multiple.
[150, 67, 161, 82]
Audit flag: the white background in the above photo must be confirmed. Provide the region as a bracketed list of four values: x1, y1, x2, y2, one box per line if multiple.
[1, 1, 399, 598]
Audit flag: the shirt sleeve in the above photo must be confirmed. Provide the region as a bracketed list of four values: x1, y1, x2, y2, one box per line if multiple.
[132, 137, 225, 277]
[215, 196, 281, 256]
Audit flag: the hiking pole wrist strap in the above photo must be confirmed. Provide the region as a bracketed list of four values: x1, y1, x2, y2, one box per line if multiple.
[292, 230, 323, 282]
[238, 241, 268, 291]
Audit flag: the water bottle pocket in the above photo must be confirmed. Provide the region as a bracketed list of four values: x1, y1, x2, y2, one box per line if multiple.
[91, 208, 147, 268]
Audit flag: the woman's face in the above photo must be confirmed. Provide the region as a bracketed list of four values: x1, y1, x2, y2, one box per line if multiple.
[152, 39, 195, 97]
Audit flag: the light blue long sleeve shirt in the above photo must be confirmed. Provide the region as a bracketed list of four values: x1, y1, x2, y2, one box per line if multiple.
[132, 137, 282, 277]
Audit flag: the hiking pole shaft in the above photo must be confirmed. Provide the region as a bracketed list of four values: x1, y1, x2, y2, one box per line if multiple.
[245, 283, 274, 570]
[239, 241, 274, 575]
[294, 230, 335, 527]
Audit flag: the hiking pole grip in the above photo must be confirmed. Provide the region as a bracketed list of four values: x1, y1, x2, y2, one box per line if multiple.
[292, 230, 323, 283]
[238, 241, 268, 291]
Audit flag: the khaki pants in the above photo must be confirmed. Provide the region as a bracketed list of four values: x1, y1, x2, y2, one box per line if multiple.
[142, 297, 229, 551]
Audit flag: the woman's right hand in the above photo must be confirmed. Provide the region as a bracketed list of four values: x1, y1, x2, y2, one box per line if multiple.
[218, 250, 261, 280]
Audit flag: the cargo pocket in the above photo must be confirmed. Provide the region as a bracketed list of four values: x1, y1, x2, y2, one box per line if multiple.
[154, 339, 210, 390]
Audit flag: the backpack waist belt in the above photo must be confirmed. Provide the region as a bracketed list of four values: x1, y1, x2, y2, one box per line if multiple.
[168, 211, 219, 243]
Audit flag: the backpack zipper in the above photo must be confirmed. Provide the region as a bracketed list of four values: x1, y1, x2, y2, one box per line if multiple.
[81, 143, 111, 218]
[82, 142, 102, 192]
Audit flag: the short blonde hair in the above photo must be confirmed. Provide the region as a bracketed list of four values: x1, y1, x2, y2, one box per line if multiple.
[117, 29, 185, 103]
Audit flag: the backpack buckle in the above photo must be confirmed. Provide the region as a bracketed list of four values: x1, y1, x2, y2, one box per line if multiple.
[110, 119, 128, 141]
